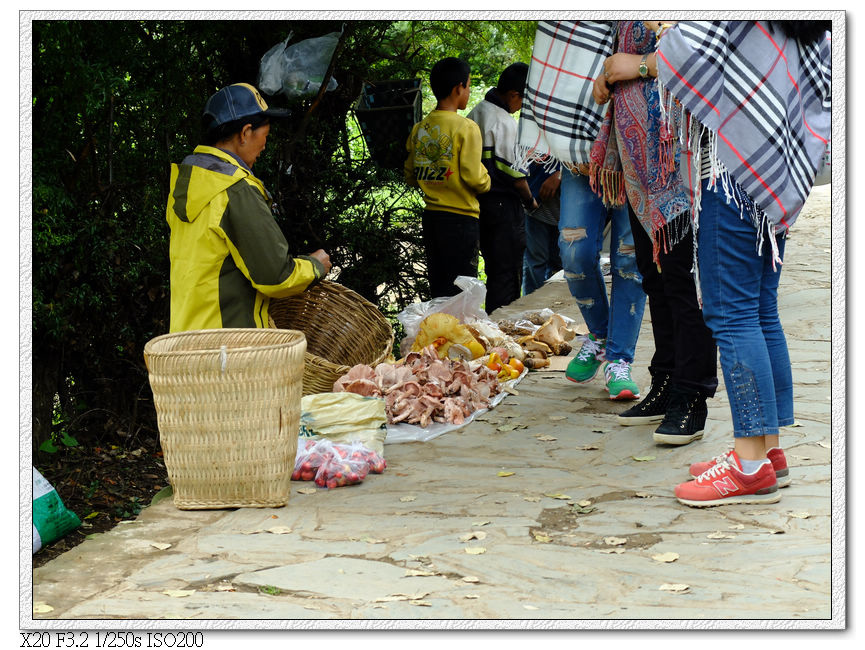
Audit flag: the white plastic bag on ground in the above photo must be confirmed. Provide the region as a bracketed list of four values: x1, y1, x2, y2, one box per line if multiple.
[397, 276, 489, 356]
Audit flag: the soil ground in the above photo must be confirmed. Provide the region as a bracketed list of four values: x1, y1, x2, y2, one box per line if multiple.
[32, 434, 169, 568]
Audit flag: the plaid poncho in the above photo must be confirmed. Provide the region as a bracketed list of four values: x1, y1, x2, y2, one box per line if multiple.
[656, 20, 832, 265]
[516, 21, 690, 262]
[515, 21, 615, 171]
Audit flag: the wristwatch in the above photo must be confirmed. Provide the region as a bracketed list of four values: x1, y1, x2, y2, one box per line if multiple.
[639, 54, 649, 78]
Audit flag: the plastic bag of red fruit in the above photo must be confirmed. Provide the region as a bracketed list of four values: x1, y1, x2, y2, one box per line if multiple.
[291, 439, 386, 488]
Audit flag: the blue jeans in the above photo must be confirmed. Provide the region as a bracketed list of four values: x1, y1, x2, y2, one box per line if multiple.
[522, 214, 562, 295]
[697, 180, 794, 438]
[558, 172, 645, 363]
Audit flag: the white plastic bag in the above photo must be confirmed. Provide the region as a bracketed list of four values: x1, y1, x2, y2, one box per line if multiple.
[258, 32, 294, 96]
[291, 438, 383, 488]
[258, 31, 341, 98]
[397, 276, 489, 356]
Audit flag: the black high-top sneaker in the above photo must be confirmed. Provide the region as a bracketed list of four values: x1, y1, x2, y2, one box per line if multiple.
[617, 372, 672, 426]
[652, 387, 708, 445]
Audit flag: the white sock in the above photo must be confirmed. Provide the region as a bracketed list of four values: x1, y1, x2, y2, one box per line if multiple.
[739, 458, 771, 474]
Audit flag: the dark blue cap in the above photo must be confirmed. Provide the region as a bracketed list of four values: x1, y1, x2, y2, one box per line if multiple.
[203, 83, 291, 127]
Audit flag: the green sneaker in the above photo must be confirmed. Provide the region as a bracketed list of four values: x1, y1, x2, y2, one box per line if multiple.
[604, 359, 641, 400]
[566, 334, 606, 383]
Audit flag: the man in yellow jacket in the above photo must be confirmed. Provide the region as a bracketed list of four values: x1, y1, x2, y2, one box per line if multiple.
[166, 83, 331, 332]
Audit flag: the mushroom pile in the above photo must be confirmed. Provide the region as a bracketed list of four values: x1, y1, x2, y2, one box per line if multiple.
[333, 344, 501, 428]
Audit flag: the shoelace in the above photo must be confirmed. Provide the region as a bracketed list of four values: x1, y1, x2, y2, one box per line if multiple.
[605, 360, 631, 381]
[576, 336, 603, 362]
[697, 458, 734, 481]
[710, 449, 735, 466]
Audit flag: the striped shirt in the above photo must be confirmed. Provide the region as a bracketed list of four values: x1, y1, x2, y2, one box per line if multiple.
[468, 90, 528, 199]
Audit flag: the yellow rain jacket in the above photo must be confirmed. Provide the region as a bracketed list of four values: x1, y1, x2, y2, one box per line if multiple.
[166, 145, 325, 332]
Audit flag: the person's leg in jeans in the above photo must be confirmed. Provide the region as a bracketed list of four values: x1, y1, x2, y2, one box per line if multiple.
[758, 234, 794, 443]
[548, 224, 562, 274]
[559, 172, 612, 383]
[559, 172, 644, 397]
[674, 181, 787, 506]
[698, 199, 786, 444]
[523, 214, 561, 295]
[599, 199, 646, 399]
[603, 202, 645, 364]
[523, 214, 551, 295]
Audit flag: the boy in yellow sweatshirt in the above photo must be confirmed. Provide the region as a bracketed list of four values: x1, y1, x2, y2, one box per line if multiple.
[405, 57, 491, 298]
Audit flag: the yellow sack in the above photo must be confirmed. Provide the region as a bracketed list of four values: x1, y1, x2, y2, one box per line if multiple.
[410, 312, 485, 359]
[299, 392, 387, 455]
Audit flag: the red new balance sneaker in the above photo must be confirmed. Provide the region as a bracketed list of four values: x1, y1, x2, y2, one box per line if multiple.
[688, 447, 791, 488]
[675, 451, 780, 507]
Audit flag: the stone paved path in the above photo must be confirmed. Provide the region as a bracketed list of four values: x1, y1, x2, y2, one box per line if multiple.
[29, 186, 837, 625]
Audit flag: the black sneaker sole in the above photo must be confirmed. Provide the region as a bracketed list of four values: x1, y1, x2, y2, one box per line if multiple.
[617, 413, 666, 426]
[653, 431, 704, 445]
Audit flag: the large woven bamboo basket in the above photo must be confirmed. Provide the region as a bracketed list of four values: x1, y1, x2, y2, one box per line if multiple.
[269, 281, 394, 395]
[143, 328, 306, 509]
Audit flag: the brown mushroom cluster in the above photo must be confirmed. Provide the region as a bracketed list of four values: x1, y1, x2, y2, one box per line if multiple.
[333, 344, 501, 428]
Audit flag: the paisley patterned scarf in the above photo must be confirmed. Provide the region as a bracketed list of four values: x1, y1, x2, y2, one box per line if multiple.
[589, 21, 691, 262]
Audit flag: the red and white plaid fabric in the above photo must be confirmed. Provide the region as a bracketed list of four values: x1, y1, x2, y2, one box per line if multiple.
[657, 20, 831, 245]
[515, 21, 616, 171]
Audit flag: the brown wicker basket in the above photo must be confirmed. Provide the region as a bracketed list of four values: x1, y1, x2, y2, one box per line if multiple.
[143, 328, 306, 509]
[268, 280, 395, 395]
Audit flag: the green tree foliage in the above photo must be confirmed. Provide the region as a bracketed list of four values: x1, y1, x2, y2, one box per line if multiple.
[31, 18, 537, 453]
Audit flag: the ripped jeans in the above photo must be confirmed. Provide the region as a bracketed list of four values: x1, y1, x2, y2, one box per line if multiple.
[558, 172, 645, 363]
[696, 179, 793, 437]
